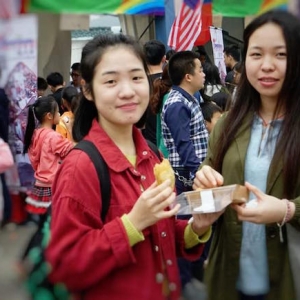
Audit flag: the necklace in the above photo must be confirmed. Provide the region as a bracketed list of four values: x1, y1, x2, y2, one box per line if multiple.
[257, 111, 285, 127]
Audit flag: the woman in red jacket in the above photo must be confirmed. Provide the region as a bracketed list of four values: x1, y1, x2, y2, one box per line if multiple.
[46, 34, 222, 300]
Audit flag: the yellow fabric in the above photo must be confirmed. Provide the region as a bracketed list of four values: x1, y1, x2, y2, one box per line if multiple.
[121, 214, 145, 247]
[56, 111, 73, 141]
[184, 224, 212, 249]
[126, 155, 136, 167]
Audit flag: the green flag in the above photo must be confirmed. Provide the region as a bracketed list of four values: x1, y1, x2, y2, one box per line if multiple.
[212, 0, 262, 17]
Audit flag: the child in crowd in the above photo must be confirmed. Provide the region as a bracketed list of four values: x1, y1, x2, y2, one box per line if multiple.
[46, 34, 221, 300]
[37, 77, 48, 98]
[56, 86, 79, 141]
[23, 96, 73, 215]
[200, 102, 222, 133]
[19, 96, 73, 269]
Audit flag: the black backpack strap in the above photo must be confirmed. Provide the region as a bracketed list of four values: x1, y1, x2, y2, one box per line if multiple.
[74, 140, 110, 221]
[146, 140, 162, 161]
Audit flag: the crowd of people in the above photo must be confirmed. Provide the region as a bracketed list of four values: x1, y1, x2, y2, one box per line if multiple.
[0, 8, 299, 300]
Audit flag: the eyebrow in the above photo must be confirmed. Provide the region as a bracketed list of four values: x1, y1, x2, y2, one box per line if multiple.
[248, 45, 286, 50]
[101, 68, 144, 76]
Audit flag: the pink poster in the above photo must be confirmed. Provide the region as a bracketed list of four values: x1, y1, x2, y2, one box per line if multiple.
[0, 15, 38, 190]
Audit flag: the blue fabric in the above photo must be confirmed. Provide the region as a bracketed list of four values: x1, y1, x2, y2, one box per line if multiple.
[185, 0, 199, 9]
[161, 86, 208, 176]
[194, 90, 203, 103]
[237, 114, 282, 295]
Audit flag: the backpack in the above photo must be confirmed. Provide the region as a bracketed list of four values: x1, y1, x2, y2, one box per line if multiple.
[26, 139, 160, 300]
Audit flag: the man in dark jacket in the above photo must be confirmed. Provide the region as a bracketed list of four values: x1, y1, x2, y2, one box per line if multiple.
[46, 72, 65, 115]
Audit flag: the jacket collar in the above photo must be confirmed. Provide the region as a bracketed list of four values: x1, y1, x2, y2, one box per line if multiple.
[234, 113, 252, 183]
[172, 86, 197, 103]
[85, 119, 153, 173]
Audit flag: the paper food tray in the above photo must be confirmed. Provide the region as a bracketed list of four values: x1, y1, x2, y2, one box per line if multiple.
[173, 184, 248, 215]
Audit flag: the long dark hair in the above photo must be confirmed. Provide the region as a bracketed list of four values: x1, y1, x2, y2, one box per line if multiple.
[213, 10, 300, 198]
[203, 62, 223, 86]
[23, 96, 57, 154]
[62, 86, 78, 113]
[150, 64, 172, 114]
[73, 33, 149, 142]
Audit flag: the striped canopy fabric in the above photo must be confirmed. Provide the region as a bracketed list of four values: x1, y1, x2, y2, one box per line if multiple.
[2, 0, 290, 18]
[23, 0, 165, 15]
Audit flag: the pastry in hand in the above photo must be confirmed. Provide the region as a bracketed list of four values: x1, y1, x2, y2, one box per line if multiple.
[153, 159, 175, 189]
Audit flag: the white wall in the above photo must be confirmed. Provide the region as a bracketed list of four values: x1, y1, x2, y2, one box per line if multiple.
[71, 39, 90, 66]
[37, 14, 71, 82]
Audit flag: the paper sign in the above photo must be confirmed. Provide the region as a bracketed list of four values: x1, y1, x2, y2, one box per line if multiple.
[194, 190, 216, 213]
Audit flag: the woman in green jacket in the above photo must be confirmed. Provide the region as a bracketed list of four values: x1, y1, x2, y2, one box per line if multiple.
[193, 10, 300, 300]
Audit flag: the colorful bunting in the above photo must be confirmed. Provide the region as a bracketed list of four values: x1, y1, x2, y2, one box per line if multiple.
[25, 0, 165, 16]
[2, 0, 292, 19]
[259, 0, 288, 14]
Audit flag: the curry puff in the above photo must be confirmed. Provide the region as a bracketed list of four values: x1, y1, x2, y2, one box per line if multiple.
[153, 159, 175, 189]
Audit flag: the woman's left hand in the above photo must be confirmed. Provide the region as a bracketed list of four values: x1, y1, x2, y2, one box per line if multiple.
[191, 210, 224, 236]
[232, 182, 287, 224]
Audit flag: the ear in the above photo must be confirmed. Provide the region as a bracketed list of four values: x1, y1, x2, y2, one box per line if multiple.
[185, 73, 192, 83]
[81, 79, 93, 101]
[161, 55, 166, 64]
[49, 85, 55, 93]
[46, 112, 53, 120]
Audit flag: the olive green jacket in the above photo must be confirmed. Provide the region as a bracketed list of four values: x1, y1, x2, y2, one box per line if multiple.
[201, 113, 300, 300]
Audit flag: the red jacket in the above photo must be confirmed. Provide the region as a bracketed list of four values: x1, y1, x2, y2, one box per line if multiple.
[46, 120, 204, 300]
[28, 128, 73, 187]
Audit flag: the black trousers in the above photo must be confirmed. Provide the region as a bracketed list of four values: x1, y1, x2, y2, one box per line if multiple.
[239, 291, 266, 300]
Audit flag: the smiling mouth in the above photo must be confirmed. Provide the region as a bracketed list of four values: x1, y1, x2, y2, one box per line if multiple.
[259, 78, 278, 82]
[118, 103, 138, 110]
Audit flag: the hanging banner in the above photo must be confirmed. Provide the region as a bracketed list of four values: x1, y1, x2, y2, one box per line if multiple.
[212, 0, 288, 17]
[209, 26, 226, 84]
[0, 14, 37, 190]
[24, 0, 164, 15]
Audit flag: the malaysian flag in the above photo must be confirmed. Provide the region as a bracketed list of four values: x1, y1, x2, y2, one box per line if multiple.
[168, 0, 204, 51]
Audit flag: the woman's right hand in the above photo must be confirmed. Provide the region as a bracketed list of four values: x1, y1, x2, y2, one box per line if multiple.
[127, 180, 180, 232]
[193, 165, 224, 190]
